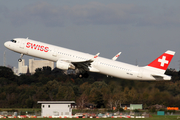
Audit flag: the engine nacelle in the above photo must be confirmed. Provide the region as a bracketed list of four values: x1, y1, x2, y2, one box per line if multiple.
[56, 60, 75, 70]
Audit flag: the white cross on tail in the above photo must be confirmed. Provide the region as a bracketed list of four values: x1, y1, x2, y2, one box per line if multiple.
[158, 56, 169, 67]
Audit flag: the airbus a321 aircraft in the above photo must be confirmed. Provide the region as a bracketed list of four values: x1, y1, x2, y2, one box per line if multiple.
[4, 38, 175, 81]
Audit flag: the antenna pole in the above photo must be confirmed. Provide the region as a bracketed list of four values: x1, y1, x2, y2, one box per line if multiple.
[3, 51, 6, 67]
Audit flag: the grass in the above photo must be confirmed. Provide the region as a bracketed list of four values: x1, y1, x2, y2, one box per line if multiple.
[0, 108, 41, 112]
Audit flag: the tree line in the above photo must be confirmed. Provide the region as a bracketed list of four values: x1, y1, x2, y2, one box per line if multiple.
[0, 66, 180, 109]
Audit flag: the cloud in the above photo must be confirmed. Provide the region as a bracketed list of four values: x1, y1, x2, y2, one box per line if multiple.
[69, 2, 144, 25]
[4, 1, 180, 27]
[138, 6, 180, 27]
[6, 2, 65, 27]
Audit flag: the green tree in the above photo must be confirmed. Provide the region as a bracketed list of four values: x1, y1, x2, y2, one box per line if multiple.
[0, 66, 16, 81]
[56, 85, 76, 100]
[89, 89, 104, 108]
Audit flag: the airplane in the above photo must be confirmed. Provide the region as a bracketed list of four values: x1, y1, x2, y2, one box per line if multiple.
[4, 38, 175, 80]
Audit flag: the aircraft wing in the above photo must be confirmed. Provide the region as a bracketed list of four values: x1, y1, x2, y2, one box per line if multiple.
[71, 53, 100, 71]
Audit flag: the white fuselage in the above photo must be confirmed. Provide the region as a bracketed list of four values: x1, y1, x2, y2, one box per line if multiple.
[4, 38, 172, 81]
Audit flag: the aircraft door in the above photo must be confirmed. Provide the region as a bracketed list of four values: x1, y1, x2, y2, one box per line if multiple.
[137, 68, 143, 78]
[19, 41, 25, 49]
[52, 48, 57, 57]
[18, 41, 28, 54]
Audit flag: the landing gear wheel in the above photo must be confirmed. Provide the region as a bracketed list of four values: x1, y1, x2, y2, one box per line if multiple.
[18, 53, 24, 62]
[79, 74, 83, 78]
[18, 59, 22, 62]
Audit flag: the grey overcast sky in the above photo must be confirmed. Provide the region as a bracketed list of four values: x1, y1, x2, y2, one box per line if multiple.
[1, 0, 180, 70]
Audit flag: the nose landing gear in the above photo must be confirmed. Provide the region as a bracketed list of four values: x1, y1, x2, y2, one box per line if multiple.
[18, 59, 22, 62]
[18, 53, 24, 62]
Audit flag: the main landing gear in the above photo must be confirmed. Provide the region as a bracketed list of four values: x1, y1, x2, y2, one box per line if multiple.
[18, 53, 24, 62]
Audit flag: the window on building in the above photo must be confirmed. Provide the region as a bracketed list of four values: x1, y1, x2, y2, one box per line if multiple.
[65, 112, 69, 115]
[42, 105, 44, 108]
[48, 105, 50, 108]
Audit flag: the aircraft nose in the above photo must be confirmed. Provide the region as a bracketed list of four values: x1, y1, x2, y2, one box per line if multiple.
[4, 42, 10, 48]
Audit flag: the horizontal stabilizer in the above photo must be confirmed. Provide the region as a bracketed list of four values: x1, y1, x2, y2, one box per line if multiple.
[151, 74, 164, 78]
[151, 74, 171, 80]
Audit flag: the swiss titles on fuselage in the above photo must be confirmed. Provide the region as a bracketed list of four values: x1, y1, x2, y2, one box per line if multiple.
[26, 42, 49, 52]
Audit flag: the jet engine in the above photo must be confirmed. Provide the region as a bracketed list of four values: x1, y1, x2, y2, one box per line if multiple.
[56, 60, 75, 70]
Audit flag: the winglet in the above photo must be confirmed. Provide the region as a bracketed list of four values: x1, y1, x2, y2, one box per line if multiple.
[112, 52, 121, 61]
[91, 53, 100, 61]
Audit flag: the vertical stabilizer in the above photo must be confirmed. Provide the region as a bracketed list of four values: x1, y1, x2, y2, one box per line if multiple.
[145, 50, 175, 74]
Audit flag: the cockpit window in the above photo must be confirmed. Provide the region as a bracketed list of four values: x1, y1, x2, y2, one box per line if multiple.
[11, 40, 17, 43]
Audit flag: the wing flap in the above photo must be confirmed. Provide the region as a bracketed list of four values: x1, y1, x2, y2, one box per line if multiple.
[71, 53, 100, 71]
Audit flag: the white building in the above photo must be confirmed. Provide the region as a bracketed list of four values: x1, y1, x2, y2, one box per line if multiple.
[29, 59, 54, 74]
[37, 101, 75, 117]
[13, 67, 19, 76]
[18, 59, 28, 75]
[17, 59, 54, 75]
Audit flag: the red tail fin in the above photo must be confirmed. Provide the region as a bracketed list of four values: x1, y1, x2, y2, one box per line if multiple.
[147, 50, 175, 70]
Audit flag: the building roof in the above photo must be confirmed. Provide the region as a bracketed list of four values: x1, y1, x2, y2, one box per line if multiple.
[37, 101, 75, 104]
[121, 104, 130, 107]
